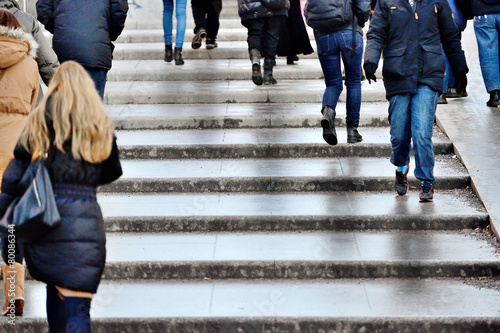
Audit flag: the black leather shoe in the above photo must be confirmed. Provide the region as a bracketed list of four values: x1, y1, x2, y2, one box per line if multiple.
[174, 47, 184, 65]
[164, 44, 173, 62]
[347, 127, 363, 143]
[321, 106, 337, 145]
[487, 90, 500, 107]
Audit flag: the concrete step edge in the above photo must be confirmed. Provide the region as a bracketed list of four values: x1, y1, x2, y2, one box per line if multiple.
[100, 261, 499, 280]
[103, 213, 489, 233]
[102, 175, 470, 193]
[117, 143, 454, 159]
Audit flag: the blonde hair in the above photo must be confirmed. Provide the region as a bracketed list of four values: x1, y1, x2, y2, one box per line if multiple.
[20, 61, 114, 163]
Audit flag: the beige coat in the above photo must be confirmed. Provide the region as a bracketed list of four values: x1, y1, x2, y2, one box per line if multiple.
[0, 25, 39, 184]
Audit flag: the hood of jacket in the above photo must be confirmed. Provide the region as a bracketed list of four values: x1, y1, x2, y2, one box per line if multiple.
[0, 25, 38, 69]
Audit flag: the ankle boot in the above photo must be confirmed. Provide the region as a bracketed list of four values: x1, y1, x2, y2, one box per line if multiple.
[487, 90, 500, 107]
[174, 47, 184, 65]
[321, 106, 337, 145]
[164, 44, 173, 62]
[263, 58, 277, 85]
[347, 125, 363, 143]
[2, 263, 24, 316]
[250, 49, 262, 86]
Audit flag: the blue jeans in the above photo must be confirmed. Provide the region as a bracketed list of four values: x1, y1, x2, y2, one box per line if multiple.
[474, 13, 500, 92]
[315, 29, 363, 126]
[47, 285, 92, 333]
[442, 51, 454, 93]
[163, 0, 187, 47]
[85, 69, 107, 100]
[388, 84, 438, 182]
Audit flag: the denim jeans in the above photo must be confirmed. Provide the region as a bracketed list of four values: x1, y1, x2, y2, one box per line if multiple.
[315, 29, 363, 126]
[388, 84, 438, 182]
[47, 285, 92, 333]
[163, 0, 187, 47]
[474, 13, 500, 92]
[442, 51, 454, 93]
[85, 69, 107, 100]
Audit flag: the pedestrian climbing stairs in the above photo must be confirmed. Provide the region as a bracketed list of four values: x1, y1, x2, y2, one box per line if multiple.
[4, 0, 500, 332]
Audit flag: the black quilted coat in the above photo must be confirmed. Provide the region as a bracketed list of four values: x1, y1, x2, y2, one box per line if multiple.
[0, 115, 122, 293]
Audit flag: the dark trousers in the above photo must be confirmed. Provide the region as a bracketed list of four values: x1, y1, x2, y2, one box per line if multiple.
[191, 0, 222, 40]
[1, 237, 23, 264]
[242, 16, 285, 60]
[47, 285, 92, 333]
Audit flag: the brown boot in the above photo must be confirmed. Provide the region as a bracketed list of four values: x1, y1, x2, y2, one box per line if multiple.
[2, 263, 24, 316]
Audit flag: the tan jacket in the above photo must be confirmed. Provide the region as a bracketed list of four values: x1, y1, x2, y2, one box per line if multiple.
[0, 25, 39, 116]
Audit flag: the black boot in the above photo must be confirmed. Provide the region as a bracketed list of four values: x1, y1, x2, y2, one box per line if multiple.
[174, 47, 184, 65]
[250, 49, 262, 86]
[164, 44, 173, 62]
[347, 126, 363, 143]
[487, 90, 500, 107]
[321, 106, 337, 145]
[263, 58, 277, 85]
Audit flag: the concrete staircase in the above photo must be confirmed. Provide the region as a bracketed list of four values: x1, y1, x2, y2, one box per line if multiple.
[4, 1, 500, 332]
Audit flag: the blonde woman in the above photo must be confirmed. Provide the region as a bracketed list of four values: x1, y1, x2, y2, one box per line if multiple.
[0, 61, 122, 332]
[0, 8, 39, 317]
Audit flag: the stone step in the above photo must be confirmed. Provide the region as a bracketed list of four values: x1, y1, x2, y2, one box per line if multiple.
[108, 59, 324, 81]
[115, 127, 453, 159]
[116, 27, 315, 43]
[99, 230, 499, 279]
[11, 279, 500, 332]
[102, 156, 469, 193]
[107, 103, 390, 130]
[124, 18, 244, 30]
[104, 79, 386, 104]
[99, 190, 488, 232]
[112, 41, 319, 60]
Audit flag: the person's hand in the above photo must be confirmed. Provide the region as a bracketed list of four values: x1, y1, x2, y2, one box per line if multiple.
[364, 63, 377, 84]
[454, 72, 467, 93]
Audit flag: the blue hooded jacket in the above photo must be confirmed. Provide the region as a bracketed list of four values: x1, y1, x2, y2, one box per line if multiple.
[37, 0, 128, 71]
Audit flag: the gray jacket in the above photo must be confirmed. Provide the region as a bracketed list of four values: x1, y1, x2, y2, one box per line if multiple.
[0, 0, 59, 85]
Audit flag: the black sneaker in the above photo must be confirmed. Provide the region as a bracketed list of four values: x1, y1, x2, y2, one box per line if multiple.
[487, 90, 500, 107]
[395, 164, 409, 196]
[419, 181, 434, 202]
[443, 87, 467, 98]
[206, 38, 217, 50]
[321, 106, 337, 145]
[191, 28, 207, 49]
[437, 94, 448, 104]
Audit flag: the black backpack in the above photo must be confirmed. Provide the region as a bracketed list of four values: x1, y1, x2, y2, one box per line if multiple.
[305, 0, 354, 33]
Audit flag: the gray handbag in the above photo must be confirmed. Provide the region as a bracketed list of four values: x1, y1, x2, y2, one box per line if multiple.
[0, 160, 61, 243]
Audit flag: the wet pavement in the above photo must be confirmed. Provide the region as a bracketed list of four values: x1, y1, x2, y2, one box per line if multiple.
[437, 26, 500, 238]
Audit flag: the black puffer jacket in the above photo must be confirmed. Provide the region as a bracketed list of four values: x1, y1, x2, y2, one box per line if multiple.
[238, 0, 290, 21]
[364, 0, 468, 99]
[469, 0, 500, 16]
[0, 125, 122, 293]
[36, 0, 128, 71]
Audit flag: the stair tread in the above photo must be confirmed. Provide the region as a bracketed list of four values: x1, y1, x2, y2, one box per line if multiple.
[16, 279, 500, 320]
[97, 190, 486, 218]
[115, 127, 449, 146]
[116, 157, 466, 179]
[103, 231, 499, 263]
[106, 102, 389, 118]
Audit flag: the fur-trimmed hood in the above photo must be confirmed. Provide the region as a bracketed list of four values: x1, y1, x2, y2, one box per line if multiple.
[0, 25, 38, 69]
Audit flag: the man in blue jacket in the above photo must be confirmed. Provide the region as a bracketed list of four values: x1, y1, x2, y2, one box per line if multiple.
[364, 0, 468, 202]
[36, 0, 128, 99]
